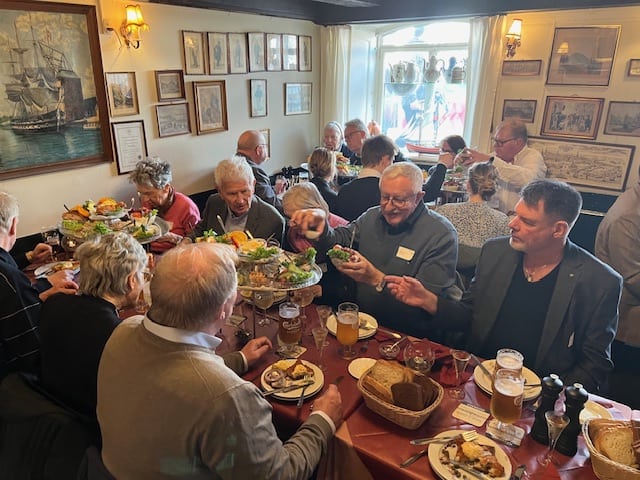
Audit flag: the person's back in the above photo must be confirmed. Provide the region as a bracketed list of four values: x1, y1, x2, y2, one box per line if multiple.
[336, 176, 380, 221]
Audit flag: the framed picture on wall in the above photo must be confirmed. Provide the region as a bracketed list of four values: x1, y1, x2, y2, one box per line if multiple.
[112, 120, 148, 175]
[284, 82, 311, 115]
[106, 72, 139, 117]
[298, 35, 312, 71]
[627, 59, 640, 76]
[501, 60, 542, 76]
[603, 101, 640, 137]
[282, 34, 298, 71]
[250, 79, 267, 117]
[155, 70, 185, 102]
[259, 128, 271, 153]
[502, 99, 537, 123]
[182, 31, 206, 75]
[248, 32, 266, 72]
[156, 103, 191, 138]
[207, 32, 228, 75]
[228, 33, 248, 74]
[540, 96, 604, 140]
[266, 33, 282, 71]
[193, 80, 228, 134]
[546, 26, 620, 86]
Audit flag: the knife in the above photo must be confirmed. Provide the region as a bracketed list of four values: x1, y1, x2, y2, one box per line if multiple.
[471, 353, 493, 379]
[400, 448, 429, 468]
[263, 381, 313, 397]
[410, 435, 457, 446]
[449, 460, 489, 480]
[377, 327, 402, 339]
[511, 464, 526, 480]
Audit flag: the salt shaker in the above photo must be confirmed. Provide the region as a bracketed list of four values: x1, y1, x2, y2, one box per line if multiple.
[530, 374, 564, 445]
[555, 383, 588, 456]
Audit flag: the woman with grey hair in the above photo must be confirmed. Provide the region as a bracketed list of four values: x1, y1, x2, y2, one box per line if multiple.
[129, 158, 200, 253]
[322, 121, 352, 158]
[39, 232, 148, 420]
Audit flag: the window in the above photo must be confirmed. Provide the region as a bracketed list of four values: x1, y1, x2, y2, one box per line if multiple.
[377, 22, 470, 150]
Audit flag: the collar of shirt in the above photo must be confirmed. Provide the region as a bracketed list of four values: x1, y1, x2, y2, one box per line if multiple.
[358, 167, 381, 179]
[377, 201, 426, 233]
[225, 205, 249, 232]
[142, 315, 222, 350]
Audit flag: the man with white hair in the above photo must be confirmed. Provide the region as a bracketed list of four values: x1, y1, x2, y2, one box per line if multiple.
[0, 191, 78, 380]
[97, 243, 343, 479]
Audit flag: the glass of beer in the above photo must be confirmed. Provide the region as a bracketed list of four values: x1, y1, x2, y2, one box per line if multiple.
[336, 302, 359, 359]
[278, 302, 301, 358]
[494, 348, 524, 375]
[490, 368, 525, 437]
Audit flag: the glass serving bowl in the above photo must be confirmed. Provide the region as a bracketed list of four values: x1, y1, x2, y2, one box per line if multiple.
[379, 341, 400, 360]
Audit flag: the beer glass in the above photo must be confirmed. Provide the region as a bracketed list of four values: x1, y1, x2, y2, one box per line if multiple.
[494, 348, 524, 375]
[278, 302, 301, 358]
[490, 368, 525, 434]
[336, 302, 359, 359]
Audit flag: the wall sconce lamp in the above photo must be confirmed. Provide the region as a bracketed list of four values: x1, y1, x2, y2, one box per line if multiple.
[120, 4, 149, 49]
[505, 19, 522, 58]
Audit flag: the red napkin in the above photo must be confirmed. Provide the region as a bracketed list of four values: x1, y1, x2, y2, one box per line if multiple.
[436, 361, 473, 387]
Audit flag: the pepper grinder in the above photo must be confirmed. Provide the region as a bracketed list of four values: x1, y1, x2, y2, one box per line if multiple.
[530, 374, 564, 445]
[555, 383, 588, 456]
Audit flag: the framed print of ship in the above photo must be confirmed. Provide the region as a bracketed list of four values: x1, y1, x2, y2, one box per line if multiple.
[0, 1, 112, 180]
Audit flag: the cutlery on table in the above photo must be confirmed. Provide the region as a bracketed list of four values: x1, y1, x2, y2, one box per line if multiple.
[449, 460, 490, 479]
[297, 382, 311, 408]
[332, 375, 344, 386]
[470, 353, 493, 379]
[400, 448, 429, 468]
[510, 464, 527, 480]
[377, 328, 402, 340]
[262, 381, 313, 397]
[411, 430, 477, 446]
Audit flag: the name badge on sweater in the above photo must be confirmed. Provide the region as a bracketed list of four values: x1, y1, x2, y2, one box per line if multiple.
[396, 246, 415, 261]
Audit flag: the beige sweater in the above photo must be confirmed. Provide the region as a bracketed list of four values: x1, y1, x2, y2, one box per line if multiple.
[97, 321, 333, 479]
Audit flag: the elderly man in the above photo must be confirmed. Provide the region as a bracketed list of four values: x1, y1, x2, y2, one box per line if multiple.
[189, 156, 285, 245]
[460, 118, 546, 214]
[595, 168, 640, 401]
[236, 129, 283, 212]
[0, 191, 78, 380]
[97, 243, 343, 479]
[387, 180, 621, 393]
[129, 158, 200, 252]
[344, 118, 407, 167]
[290, 162, 457, 338]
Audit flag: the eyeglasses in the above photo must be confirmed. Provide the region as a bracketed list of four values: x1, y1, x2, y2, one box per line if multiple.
[344, 130, 363, 140]
[380, 193, 417, 208]
[492, 137, 517, 147]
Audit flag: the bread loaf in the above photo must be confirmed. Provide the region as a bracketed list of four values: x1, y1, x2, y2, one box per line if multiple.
[594, 424, 637, 467]
[362, 360, 413, 404]
[391, 382, 424, 411]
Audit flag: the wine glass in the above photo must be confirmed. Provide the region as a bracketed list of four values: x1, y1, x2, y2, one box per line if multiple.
[489, 368, 525, 443]
[448, 349, 471, 399]
[253, 290, 274, 326]
[336, 302, 359, 360]
[538, 411, 570, 467]
[403, 342, 435, 374]
[41, 226, 61, 261]
[312, 326, 328, 371]
[291, 287, 315, 334]
[315, 305, 332, 346]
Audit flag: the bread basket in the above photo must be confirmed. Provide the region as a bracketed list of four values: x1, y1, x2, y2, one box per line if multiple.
[357, 368, 444, 430]
[583, 418, 640, 480]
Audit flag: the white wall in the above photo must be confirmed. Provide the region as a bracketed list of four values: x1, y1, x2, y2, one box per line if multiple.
[498, 7, 640, 193]
[1, 0, 319, 235]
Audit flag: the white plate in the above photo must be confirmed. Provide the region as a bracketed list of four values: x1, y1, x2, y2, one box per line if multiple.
[240, 290, 288, 305]
[348, 358, 376, 379]
[326, 312, 378, 340]
[131, 223, 162, 244]
[428, 430, 512, 480]
[34, 261, 80, 278]
[473, 359, 542, 401]
[89, 209, 128, 221]
[580, 399, 613, 424]
[260, 359, 324, 401]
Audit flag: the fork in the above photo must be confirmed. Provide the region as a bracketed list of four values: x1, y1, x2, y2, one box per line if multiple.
[297, 375, 312, 408]
[410, 430, 477, 446]
[403, 432, 477, 466]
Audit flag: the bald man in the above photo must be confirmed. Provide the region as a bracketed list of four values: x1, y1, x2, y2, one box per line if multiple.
[236, 130, 283, 213]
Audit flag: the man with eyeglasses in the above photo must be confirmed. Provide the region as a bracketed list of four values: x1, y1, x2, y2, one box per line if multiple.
[236, 129, 284, 213]
[458, 118, 546, 214]
[344, 118, 408, 167]
[289, 162, 457, 338]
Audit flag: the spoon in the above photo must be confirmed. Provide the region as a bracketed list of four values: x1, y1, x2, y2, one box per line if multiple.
[216, 214, 227, 233]
[389, 336, 407, 351]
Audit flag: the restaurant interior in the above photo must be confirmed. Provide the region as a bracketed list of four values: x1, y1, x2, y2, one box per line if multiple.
[2, 0, 640, 478]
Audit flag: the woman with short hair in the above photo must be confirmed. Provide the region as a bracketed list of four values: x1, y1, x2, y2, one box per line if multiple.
[322, 121, 352, 158]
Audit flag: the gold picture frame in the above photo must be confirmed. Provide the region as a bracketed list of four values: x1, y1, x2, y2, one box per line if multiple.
[194, 80, 228, 134]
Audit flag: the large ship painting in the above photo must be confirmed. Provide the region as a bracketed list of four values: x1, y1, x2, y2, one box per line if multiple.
[4, 15, 85, 134]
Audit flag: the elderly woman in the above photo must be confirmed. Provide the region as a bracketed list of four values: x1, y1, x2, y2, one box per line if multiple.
[129, 158, 200, 253]
[308, 147, 340, 213]
[436, 161, 510, 275]
[39, 232, 148, 419]
[322, 121, 353, 158]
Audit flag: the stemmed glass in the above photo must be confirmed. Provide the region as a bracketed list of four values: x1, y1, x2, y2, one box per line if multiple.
[291, 287, 315, 325]
[41, 226, 61, 261]
[312, 326, 329, 371]
[404, 342, 435, 374]
[538, 411, 570, 467]
[489, 368, 525, 443]
[315, 305, 332, 346]
[252, 290, 274, 326]
[336, 302, 359, 360]
[448, 349, 471, 399]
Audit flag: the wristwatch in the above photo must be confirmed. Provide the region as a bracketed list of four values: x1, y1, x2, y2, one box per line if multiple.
[375, 278, 386, 293]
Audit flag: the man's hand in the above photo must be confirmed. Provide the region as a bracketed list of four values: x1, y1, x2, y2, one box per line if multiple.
[335, 248, 382, 286]
[455, 148, 490, 167]
[240, 336, 273, 367]
[385, 275, 438, 314]
[437, 152, 455, 170]
[288, 208, 327, 238]
[39, 270, 78, 301]
[312, 384, 343, 428]
[29, 243, 53, 263]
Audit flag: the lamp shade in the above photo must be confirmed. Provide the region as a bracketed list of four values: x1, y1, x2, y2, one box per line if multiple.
[506, 19, 522, 39]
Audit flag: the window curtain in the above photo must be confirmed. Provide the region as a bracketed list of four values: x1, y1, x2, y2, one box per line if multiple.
[464, 15, 507, 150]
[319, 25, 351, 131]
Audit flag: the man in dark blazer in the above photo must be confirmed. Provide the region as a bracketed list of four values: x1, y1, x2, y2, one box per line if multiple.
[189, 157, 285, 245]
[387, 179, 621, 393]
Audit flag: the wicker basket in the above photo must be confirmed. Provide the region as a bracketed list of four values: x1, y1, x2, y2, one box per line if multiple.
[582, 418, 640, 480]
[357, 369, 444, 430]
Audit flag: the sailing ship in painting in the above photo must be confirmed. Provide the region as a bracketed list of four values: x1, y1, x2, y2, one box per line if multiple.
[3, 14, 87, 134]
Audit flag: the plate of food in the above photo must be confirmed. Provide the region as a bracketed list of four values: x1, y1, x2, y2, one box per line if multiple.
[326, 312, 378, 340]
[237, 239, 282, 263]
[428, 430, 511, 480]
[580, 400, 613, 425]
[240, 289, 288, 305]
[129, 223, 163, 244]
[87, 197, 129, 220]
[34, 260, 80, 278]
[260, 359, 324, 401]
[473, 360, 542, 401]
